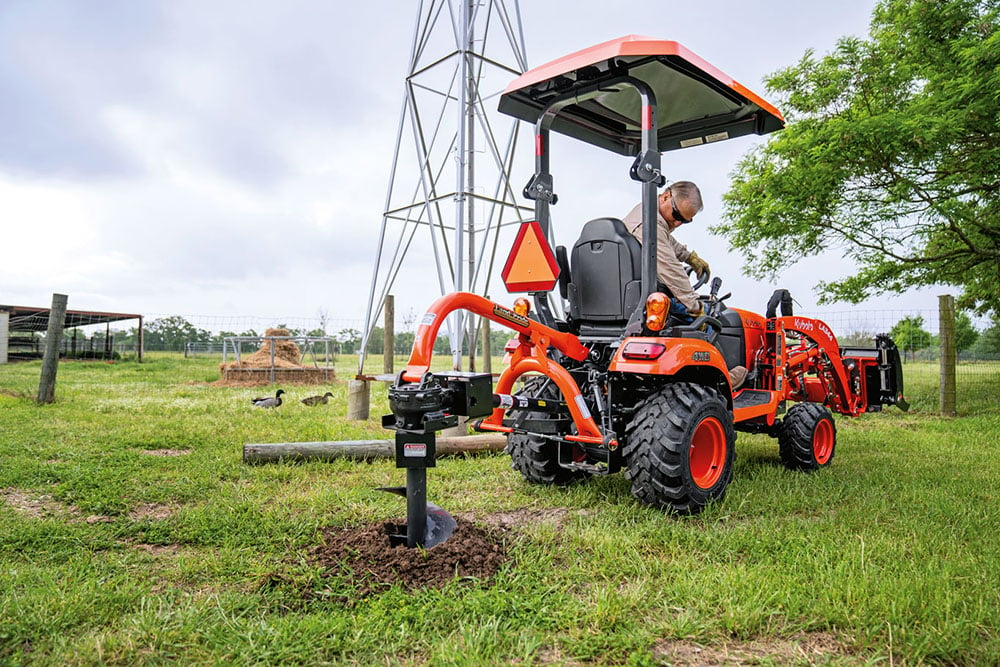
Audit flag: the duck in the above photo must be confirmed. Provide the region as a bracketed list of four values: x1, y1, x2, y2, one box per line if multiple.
[251, 389, 285, 409]
[300, 391, 334, 406]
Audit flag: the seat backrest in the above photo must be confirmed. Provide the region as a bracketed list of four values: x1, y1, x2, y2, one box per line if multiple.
[567, 217, 643, 323]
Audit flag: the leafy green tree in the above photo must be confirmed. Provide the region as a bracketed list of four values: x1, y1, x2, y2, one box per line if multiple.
[394, 331, 415, 355]
[144, 316, 211, 351]
[890, 315, 934, 359]
[838, 329, 879, 347]
[718, 0, 1000, 316]
[954, 311, 979, 352]
[337, 328, 361, 354]
[972, 316, 1000, 356]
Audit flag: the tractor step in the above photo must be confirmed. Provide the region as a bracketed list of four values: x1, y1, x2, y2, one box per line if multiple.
[734, 389, 773, 409]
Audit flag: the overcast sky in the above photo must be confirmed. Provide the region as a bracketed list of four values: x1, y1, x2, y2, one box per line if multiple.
[2, 0, 943, 335]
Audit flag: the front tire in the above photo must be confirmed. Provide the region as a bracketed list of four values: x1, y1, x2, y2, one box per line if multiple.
[623, 383, 735, 514]
[779, 402, 836, 471]
[506, 376, 586, 486]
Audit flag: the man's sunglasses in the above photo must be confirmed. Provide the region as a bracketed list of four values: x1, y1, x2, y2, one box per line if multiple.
[669, 190, 692, 224]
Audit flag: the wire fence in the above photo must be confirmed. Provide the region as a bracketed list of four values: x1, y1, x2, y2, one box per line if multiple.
[5, 302, 998, 414]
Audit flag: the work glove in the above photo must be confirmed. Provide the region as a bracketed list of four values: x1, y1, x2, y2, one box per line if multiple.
[687, 251, 710, 279]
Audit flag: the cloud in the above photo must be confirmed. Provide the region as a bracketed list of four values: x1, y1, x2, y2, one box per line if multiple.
[4, 0, 936, 328]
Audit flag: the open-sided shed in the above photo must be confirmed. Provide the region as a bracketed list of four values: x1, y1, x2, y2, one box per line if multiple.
[0, 304, 144, 362]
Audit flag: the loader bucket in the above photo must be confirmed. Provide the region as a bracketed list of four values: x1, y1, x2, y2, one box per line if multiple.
[876, 334, 909, 411]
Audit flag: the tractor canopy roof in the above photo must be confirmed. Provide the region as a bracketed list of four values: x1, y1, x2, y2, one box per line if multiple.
[499, 35, 784, 156]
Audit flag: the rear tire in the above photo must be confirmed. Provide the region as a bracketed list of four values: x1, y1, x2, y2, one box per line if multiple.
[506, 376, 586, 486]
[779, 402, 836, 471]
[623, 383, 735, 514]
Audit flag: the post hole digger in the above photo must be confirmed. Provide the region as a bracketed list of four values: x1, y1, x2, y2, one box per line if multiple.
[379, 36, 908, 548]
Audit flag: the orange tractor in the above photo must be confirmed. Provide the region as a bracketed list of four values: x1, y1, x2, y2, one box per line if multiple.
[381, 36, 907, 547]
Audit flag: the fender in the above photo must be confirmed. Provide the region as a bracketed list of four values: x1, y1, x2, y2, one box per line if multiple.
[609, 336, 730, 381]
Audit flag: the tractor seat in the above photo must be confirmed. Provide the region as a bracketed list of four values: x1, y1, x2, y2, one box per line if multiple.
[563, 217, 643, 337]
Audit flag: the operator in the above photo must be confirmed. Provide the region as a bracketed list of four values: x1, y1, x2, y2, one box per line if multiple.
[623, 181, 709, 318]
[623, 181, 747, 389]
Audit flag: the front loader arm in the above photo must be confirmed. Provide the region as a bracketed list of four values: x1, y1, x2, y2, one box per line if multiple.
[778, 316, 862, 416]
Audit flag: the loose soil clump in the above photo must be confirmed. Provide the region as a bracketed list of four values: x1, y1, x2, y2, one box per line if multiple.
[309, 516, 508, 600]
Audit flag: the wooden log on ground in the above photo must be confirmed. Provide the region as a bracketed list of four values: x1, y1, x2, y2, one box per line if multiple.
[243, 432, 507, 464]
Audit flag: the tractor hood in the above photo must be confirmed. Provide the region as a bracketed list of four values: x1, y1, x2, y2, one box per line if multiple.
[499, 35, 785, 156]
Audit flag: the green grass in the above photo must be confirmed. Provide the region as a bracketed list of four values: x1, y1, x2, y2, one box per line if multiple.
[1, 355, 999, 664]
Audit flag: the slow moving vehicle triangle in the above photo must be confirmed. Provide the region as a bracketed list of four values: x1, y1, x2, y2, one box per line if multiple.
[501, 220, 560, 292]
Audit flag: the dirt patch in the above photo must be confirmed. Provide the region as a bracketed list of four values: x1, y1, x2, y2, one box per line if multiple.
[142, 449, 191, 457]
[306, 516, 508, 601]
[0, 489, 69, 519]
[652, 632, 855, 665]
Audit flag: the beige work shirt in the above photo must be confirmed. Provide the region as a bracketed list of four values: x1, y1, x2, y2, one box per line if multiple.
[622, 202, 699, 311]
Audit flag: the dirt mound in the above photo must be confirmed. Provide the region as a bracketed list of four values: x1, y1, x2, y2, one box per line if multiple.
[308, 517, 508, 600]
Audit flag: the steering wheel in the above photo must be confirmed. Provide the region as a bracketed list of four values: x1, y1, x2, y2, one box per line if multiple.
[685, 265, 710, 291]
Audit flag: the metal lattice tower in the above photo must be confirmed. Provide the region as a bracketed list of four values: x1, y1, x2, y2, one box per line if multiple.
[359, 0, 530, 373]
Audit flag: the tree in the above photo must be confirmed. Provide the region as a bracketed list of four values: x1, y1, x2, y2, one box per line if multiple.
[718, 0, 1000, 316]
[954, 311, 979, 352]
[336, 328, 361, 354]
[972, 316, 1000, 356]
[889, 315, 934, 359]
[144, 316, 211, 351]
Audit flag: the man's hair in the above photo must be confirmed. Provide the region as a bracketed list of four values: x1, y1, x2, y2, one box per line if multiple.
[667, 181, 704, 215]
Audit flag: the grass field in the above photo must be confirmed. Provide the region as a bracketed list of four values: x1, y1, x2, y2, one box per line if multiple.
[1, 354, 998, 664]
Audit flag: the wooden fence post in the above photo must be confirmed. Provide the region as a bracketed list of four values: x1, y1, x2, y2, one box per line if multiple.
[347, 378, 370, 420]
[383, 294, 394, 376]
[939, 294, 957, 416]
[38, 293, 69, 404]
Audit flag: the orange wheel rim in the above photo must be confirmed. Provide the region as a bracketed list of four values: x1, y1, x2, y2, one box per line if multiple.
[813, 419, 834, 465]
[689, 417, 726, 489]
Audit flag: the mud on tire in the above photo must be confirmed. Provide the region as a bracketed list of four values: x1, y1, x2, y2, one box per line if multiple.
[505, 376, 587, 486]
[623, 383, 735, 514]
[778, 402, 836, 471]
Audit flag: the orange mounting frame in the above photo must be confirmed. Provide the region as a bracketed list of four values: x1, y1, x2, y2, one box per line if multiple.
[400, 293, 614, 447]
